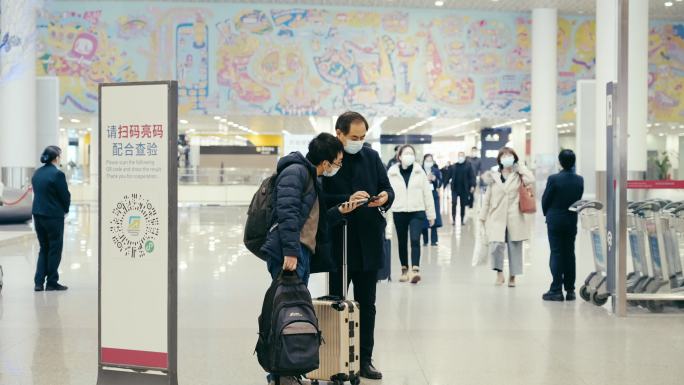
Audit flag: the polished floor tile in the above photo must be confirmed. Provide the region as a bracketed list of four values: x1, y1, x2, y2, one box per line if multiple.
[1, 205, 683, 385]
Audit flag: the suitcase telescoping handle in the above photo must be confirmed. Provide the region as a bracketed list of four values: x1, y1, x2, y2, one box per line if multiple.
[342, 218, 348, 300]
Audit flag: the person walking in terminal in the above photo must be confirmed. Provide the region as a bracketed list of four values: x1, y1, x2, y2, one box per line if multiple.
[387, 146, 436, 284]
[386, 145, 400, 169]
[421, 154, 443, 247]
[541, 150, 584, 302]
[32, 146, 71, 292]
[467, 146, 482, 207]
[260, 133, 362, 385]
[323, 111, 394, 380]
[447, 151, 475, 225]
[480, 147, 535, 287]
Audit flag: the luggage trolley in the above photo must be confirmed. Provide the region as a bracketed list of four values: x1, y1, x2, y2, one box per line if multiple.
[658, 202, 684, 291]
[572, 200, 611, 306]
[630, 201, 678, 312]
[626, 202, 650, 297]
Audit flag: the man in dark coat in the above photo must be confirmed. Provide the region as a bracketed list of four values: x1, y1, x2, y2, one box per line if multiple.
[322, 111, 394, 380]
[541, 149, 584, 302]
[448, 152, 475, 225]
[467, 146, 482, 207]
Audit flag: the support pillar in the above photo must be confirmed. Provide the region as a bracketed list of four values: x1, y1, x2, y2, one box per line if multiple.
[36, 77, 60, 161]
[595, 0, 619, 203]
[510, 123, 528, 165]
[576, 80, 597, 199]
[531, 8, 558, 190]
[627, 0, 648, 179]
[0, 0, 38, 188]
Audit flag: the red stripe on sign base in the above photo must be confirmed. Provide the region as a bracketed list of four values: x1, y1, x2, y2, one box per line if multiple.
[101, 348, 168, 369]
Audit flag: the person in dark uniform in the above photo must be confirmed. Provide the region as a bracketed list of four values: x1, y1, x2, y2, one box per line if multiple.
[467, 146, 482, 207]
[32, 146, 70, 292]
[448, 152, 475, 225]
[541, 149, 584, 302]
[421, 154, 442, 246]
[386, 145, 400, 169]
[322, 111, 395, 380]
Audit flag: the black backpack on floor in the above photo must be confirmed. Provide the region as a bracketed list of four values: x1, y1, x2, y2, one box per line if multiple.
[255, 271, 321, 376]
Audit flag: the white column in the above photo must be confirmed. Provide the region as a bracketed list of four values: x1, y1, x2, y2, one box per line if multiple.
[509, 123, 528, 165]
[576, 80, 597, 198]
[0, 0, 38, 187]
[627, 0, 648, 174]
[595, 0, 619, 172]
[531, 9, 558, 182]
[667, 134, 679, 178]
[89, 117, 98, 183]
[36, 77, 60, 157]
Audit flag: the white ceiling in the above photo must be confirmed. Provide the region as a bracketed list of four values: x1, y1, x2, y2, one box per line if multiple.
[60, 0, 684, 19]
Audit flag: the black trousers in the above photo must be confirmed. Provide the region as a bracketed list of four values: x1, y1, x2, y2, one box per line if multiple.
[548, 227, 577, 293]
[34, 215, 65, 287]
[329, 269, 378, 365]
[451, 192, 469, 223]
[393, 211, 425, 267]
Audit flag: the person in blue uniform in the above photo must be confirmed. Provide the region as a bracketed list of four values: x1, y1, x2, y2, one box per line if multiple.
[32, 146, 71, 292]
[541, 150, 584, 301]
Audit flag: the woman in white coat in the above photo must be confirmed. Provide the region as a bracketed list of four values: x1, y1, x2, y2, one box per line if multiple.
[388, 145, 436, 284]
[479, 147, 535, 287]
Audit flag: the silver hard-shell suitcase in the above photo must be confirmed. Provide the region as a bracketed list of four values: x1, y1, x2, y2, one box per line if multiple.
[307, 221, 361, 385]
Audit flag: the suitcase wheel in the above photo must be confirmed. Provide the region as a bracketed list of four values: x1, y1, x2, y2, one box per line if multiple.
[350, 375, 361, 385]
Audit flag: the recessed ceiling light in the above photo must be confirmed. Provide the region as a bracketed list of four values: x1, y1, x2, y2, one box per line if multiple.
[435, 0, 444, 6]
[665, 2, 673, 7]
[58, 116, 63, 121]
[70, 118, 80, 123]
[214, 116, 221, 120]
[180, 119, 189, 124]
[87, 127, 92, 132]
[220, 118, 227, 123]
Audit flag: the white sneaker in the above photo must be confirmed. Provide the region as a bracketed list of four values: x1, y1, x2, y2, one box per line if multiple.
[410, 268, 421, 284]
[399, 267, 409, 282]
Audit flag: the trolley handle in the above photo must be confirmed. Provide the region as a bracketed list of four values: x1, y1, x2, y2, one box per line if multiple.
[569, 200, 603, 212]
[635, 201, 663, 214]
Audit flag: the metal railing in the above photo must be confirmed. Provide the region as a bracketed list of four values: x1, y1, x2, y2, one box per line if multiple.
[177, 167, 273, 185]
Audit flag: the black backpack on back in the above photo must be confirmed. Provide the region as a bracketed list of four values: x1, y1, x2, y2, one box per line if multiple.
[255, 271, 321, 376]
[244, 174, 278, 261]
[244, 169, 314, 261]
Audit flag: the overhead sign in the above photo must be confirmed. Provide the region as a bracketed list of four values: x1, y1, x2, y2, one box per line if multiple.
[480, 127, 511, 172]
[98, 82, 178, 385]
[380, 134, 432, 144]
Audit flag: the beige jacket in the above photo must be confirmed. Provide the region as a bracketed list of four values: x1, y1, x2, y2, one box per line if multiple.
[479, 164, 535, 243]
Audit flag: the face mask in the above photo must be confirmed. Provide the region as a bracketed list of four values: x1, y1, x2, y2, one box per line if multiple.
[323, 162, 340, 177]
[500, 156, 515, 168]
[424, 161, 434, 170]
[344, 140, 364, 155]
[400, 154, 415, 167]
[458, 156, 466, 164]
[472, 152, 479, 157]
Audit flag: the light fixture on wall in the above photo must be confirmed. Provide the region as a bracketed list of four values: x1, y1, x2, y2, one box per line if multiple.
[492, 118, 527, 129]
[665, 2, 674, 7]
[435, 1, 444, 6]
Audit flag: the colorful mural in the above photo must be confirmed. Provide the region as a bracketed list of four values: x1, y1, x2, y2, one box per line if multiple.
[36, 2, 684, 122]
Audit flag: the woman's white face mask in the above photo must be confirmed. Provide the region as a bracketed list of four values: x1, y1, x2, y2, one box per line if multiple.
[400, 152, 415, 168]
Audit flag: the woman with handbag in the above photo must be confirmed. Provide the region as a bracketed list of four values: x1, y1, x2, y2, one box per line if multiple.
[479, 147, 535, 287]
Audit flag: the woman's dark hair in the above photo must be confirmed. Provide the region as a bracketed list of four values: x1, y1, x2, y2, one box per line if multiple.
[335, 111, 369, 135]
[40, 146, 62, 164]
[496, 147, 519, 170]
[559, 149, 576, 170]
[423, 153, 437, 167]
[306, 133, 343, 166]
[398, 144, 416, 157]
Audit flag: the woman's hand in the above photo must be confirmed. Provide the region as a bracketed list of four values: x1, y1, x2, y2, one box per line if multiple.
[429, 219, 435, 227]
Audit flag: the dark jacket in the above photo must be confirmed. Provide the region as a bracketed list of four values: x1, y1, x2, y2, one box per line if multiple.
[31, 164, 70, 218]
[541, 170, 584, 231]
[467, 156, 482, 177]
[424, 164, 443, 191]
[322, 146, 395, 272]
[447, 162, 475, 195]
[260, 152, 343, 274]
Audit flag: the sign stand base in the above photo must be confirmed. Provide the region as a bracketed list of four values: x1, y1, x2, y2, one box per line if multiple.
[97, 368, 178, 385]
